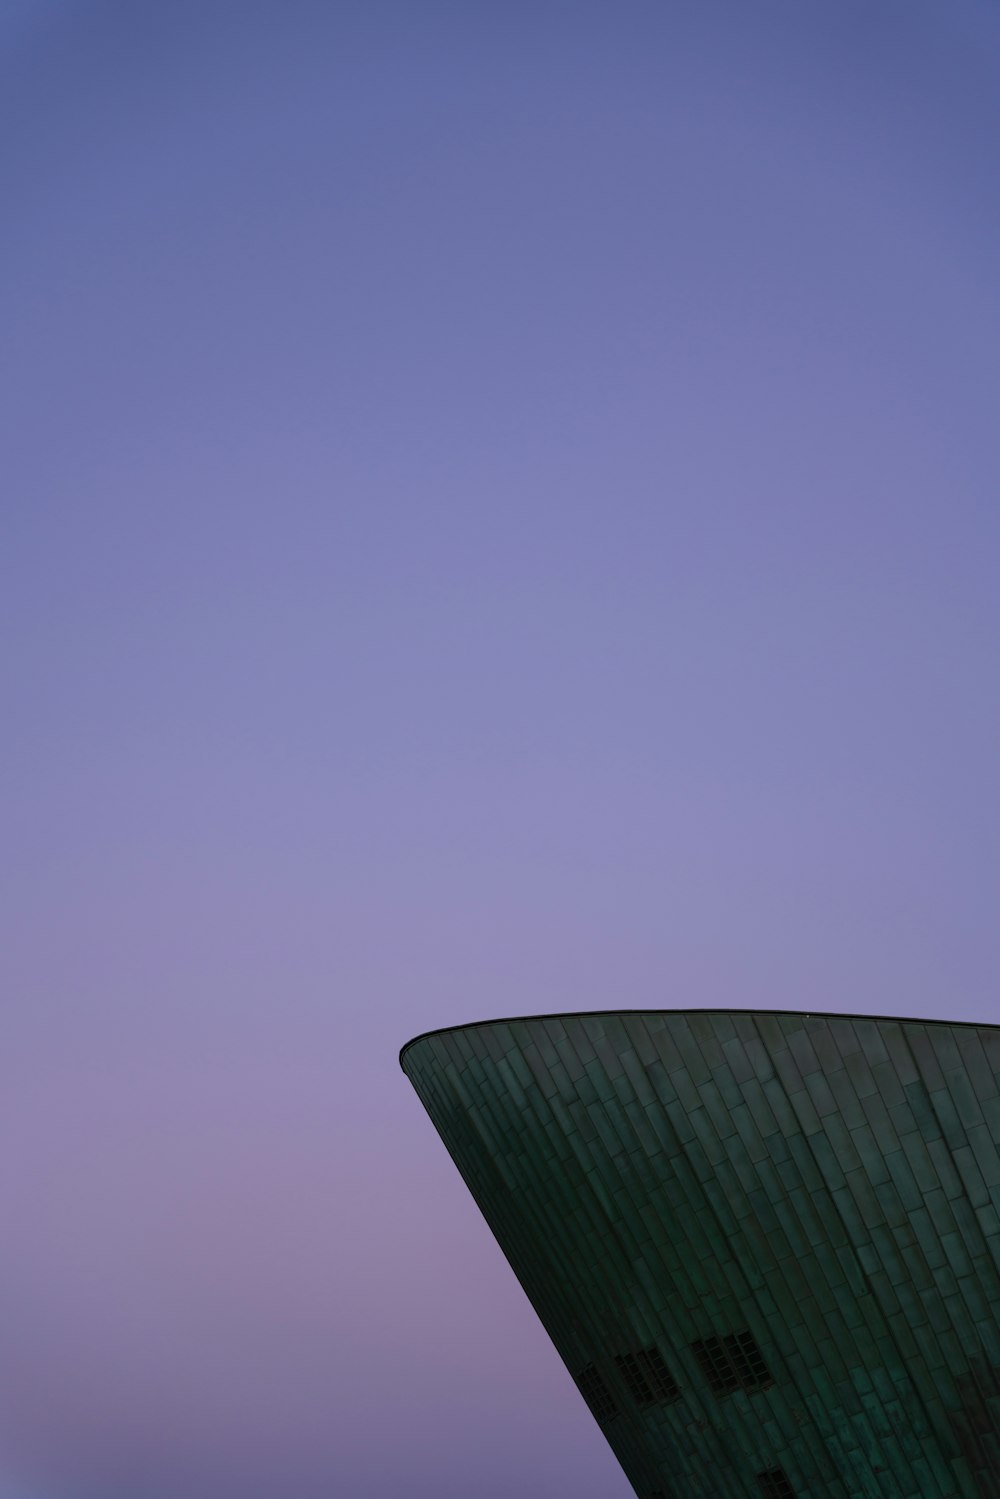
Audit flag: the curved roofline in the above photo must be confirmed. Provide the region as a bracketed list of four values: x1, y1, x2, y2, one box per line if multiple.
[399, 1006, 1000, 1069]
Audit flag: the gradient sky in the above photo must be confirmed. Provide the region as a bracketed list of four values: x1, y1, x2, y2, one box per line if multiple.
[2, 3, 1000, 1495]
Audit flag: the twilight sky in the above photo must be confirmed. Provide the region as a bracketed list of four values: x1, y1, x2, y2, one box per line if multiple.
[2, 3, 999, 1495]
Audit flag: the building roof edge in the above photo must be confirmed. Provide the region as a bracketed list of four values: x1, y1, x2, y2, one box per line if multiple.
[399, 1005, 999, 1070]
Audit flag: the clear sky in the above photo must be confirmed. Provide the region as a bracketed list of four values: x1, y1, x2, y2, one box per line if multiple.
[2, 2, 999, 1495]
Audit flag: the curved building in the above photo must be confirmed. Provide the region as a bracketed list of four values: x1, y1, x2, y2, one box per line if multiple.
[400, 1010, 1000, 1498]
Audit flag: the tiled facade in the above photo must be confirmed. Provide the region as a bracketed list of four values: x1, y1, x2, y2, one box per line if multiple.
[400, 1011, 1000, 1498]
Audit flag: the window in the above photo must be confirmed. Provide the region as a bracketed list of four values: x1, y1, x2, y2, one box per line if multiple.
[641, 1344, 682, 1403]
[690, 1331, 773, 1395]
[756, 1469, 796, 1498]
[615, 1346, 681, 1407]
[616, 1351, 654, 1404]
[576, 1364, 618, 1424]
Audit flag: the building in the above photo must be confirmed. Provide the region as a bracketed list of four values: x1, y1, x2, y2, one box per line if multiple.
[400, 1010, 1000, 1498]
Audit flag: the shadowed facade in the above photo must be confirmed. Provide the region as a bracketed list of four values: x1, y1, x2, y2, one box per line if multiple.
[401, 1011, 1000, 1498]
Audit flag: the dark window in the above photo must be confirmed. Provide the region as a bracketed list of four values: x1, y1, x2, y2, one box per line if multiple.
[690, 1331, 773, 1395]
[576, 1364, 618, 1424]
[691, 1336, 739, 1394]
[728, 1330, 772, 1388]
[616, 1352, 654, 1405]
[756, 1469, 795, 1499]
[641, 1344, 682, 1404]
[616, 1346, 682, 1407]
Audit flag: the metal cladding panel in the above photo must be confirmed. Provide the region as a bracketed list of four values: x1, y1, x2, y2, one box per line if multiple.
[400, 1011, 1000, 1499]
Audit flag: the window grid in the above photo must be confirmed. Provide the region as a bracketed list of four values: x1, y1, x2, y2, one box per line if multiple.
[616, 1345, 683, 1407]
[616, 1352, 654, 1405]
[756, 1468, 796, 1499]
[690, 1331, 773, 1396]
[576, 1363, 618, 1424]
[641, 1345, 682, 1404]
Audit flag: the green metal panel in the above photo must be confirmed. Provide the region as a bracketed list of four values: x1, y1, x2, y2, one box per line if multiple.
[401, 1011, 1000, 1499]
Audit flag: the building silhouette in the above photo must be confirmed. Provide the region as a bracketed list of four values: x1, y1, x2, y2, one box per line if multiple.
[401, 1010, 1000, 1498]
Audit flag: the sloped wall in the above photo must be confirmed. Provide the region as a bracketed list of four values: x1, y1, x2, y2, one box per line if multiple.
[402, 1010, 1000, 1498]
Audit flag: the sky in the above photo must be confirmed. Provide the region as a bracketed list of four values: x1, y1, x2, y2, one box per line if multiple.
[2, 1, 999, 1494]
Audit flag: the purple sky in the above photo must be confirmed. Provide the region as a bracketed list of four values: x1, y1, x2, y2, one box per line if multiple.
[2, 2, 999, 1494]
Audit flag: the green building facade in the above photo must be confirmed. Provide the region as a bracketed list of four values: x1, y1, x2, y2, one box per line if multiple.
[400, 1010, 1000, 1498]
